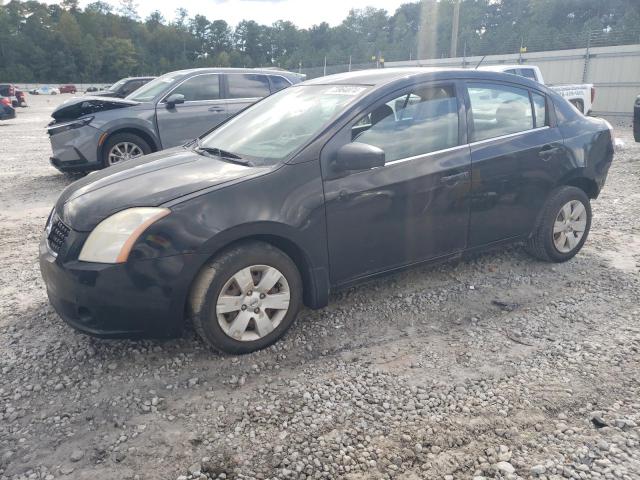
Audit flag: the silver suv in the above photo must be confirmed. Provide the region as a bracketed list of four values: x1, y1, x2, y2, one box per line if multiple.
[47, 68, 303, 172]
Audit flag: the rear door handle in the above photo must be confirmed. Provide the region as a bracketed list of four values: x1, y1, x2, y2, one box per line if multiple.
[208, 106, 224, 112]
[539, 145, 561, 160]
[440, 171, 470, 186]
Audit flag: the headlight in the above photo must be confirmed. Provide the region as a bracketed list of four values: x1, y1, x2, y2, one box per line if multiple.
[78, 207, 170, 263]
[47, 116, 93, 136]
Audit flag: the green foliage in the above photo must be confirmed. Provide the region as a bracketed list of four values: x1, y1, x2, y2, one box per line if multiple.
[0, 0, 639, 82]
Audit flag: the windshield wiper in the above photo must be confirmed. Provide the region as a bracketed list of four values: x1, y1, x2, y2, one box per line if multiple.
[193, 139, 251, 165]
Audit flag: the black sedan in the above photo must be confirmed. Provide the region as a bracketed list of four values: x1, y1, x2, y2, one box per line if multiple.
[40, 68, 615, 354]
[88, 76, 155, 98]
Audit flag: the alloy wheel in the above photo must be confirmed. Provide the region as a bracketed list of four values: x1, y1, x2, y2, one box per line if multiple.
[216, 265, 291, 342]
[107, 142, 144, 166]
[553, 200, 587, 253]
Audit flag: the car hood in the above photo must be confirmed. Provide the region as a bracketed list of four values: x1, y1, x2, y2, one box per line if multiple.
[57, 147, 272, 231]
[51, 96, 138, 122]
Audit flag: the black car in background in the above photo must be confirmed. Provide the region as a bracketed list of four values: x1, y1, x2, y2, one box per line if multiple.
[40, 68, 615, 354]
[89, 76, 155, 98]
[634, 95, 640, 142]
[0, 96, 16, 120]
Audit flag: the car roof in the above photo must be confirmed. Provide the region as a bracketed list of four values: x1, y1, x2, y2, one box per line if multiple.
[478, 65, 537, 72]
[302, 67, 547, 91]
[168, 67, 300, 80]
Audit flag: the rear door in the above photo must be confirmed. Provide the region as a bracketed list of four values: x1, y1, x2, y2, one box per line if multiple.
[465, 81, 564, 247]
[322, 82, 472, 285]
[224, 73, 271, 117]
[155, 73, 227, 148]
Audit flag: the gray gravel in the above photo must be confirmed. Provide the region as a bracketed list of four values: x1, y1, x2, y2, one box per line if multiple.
[0, 95, 639, 480]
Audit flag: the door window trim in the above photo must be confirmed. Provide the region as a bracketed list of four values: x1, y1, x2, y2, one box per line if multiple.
[469, 125, 550, 147]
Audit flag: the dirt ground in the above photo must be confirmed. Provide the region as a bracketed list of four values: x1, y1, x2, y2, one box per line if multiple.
[0, 95, 638, 480]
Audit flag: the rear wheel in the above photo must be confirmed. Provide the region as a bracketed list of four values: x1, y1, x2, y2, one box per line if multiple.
[189, 241, 303, 354]
[526, 186, 592, 262]
[102, 133, 151, 168]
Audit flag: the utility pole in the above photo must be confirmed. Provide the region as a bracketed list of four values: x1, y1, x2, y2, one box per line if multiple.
[323, 56, 327, 76]
[450, 0, 461, 58]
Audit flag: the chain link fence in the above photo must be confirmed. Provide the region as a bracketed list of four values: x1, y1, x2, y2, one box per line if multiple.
[300, 27, 640, 79]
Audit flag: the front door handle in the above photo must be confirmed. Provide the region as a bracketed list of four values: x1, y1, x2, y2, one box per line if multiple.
[440, 171, 470, 186]
[208, 106, 224, 112]
[539, 145, 561, 160]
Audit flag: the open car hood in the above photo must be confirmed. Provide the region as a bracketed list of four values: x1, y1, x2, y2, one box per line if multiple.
[50, 96, 139, 122]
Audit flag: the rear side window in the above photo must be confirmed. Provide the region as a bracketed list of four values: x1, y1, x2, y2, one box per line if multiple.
[468, 83, 534, 142]
[352, 84, 459, 162]
[531, 92, 548, 128]
[227, 74, 271, 98]
[170, 74, 220, 102]
[269, 75, 292, 93]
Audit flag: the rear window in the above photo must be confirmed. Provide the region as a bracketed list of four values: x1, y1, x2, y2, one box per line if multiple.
[227, 74, 271, 99]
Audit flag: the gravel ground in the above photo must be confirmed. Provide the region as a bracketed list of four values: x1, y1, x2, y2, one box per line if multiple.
[0, 95, 639, 480]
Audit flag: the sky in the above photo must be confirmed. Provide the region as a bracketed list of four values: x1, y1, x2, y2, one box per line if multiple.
[69, 0, 410, 28]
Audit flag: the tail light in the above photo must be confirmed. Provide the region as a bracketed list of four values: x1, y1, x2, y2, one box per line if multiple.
[591, 86, 596, 104]
[0, 97, 10, 106]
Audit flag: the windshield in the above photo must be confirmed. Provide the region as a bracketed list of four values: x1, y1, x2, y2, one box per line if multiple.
[200, 84, 369, 164]
[127, 73, 182, 102]
[108, 79, 127, 92]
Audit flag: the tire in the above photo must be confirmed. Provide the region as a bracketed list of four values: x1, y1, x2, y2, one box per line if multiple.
[102, 132, 151, 168]
[525, 186, 592, 263]
[189, 241, 303, 354]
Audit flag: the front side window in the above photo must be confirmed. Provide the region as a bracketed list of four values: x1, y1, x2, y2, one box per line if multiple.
[168, 74, 220, 102]
[121, 81, 141, 96]
[127, 73, 182, 101]
[200, 84, 369, 163]
[108, 79, 127, 92]
[468, 83, 534, 142]
[352, 85, 459, 162]
[269, 75, 292, 93]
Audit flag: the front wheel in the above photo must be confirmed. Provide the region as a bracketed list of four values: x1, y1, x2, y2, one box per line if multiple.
[189, 242, 303, 354]
[102, 133, 151, 168]
[526, 186, 592, 262]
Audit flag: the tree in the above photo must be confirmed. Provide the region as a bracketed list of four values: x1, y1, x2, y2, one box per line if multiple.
[118, 0, 138, 20]
[101, 37, 137, 79]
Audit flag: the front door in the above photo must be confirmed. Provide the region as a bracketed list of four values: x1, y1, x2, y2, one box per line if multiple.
[465, 81, 564, 247]
[156, 73, 227, 148]
[322, 82, 472, 285]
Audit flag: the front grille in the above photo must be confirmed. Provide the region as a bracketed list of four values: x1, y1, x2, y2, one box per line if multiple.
[47, 215, 70, 255]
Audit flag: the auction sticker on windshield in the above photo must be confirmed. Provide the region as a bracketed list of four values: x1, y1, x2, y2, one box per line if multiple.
[325, 86, 368, 95]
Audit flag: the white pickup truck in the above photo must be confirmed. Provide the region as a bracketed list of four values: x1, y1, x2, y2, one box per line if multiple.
[479, 65, 595, 115]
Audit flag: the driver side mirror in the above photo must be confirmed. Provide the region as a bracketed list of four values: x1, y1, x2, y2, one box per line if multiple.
[334, 142, 385, 172]
[165, 93, 185, 108]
